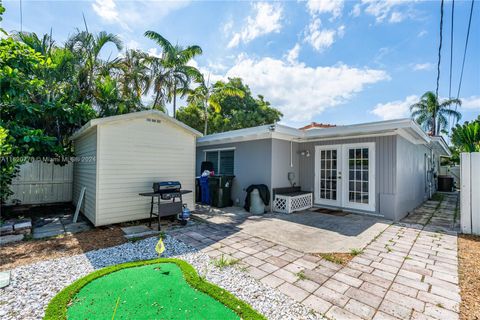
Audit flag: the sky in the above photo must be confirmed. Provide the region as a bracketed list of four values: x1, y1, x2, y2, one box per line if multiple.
[2, 0, 479, 129]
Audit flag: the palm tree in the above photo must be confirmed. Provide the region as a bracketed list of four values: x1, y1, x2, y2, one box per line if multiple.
[144, 31, 202, 118]
[410, 91, 462, 135]
[113, 49, 151, 108]
[66, 30, 123, 102]
[13, 31, 55, 56]
[451, 117, 480, 152]
[187, 77, 245, 134]
[94, 75, 122, 117]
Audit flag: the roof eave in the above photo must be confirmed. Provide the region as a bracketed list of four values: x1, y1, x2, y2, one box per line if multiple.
[70, 110, 202, 141]
[431, 136, 451, 157]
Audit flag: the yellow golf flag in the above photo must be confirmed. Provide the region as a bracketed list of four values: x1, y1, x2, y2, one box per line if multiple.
[155, 237, 165, 256]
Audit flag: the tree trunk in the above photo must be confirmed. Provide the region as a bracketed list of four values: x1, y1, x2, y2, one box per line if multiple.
[173, 84, 177, 119]
[153, 91, 161, 108]
[204, 99, 208, 135]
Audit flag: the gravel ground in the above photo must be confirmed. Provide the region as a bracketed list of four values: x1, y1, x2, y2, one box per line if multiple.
[458, 234, 480, 320]
[0, 235, 321, 320]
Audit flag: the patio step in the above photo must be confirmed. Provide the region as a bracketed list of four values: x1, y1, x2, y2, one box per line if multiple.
[121, 225, 159, 239]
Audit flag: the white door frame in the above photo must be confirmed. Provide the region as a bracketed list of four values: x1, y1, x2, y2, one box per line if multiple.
[314, 145, 342, 207]
[314, 142, 376, 212]
[341, 142, 376, 212]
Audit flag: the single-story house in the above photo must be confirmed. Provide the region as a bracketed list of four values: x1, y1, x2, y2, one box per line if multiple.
[71, 110, 201, 226]
[196, 119, 450, 221]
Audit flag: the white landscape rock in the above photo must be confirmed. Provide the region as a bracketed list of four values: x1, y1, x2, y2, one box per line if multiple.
[0, 236, 322, 320]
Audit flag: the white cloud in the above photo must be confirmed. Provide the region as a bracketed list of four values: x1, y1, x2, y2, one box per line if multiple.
[461, 96, 480, 110]
[371, 95, 418, 120]
[227, 34, 241, 49]
[125, 39, 140, 50]
[337, 25, 346, 38]
[91, 0, 189, 31]
[351, 4, 362, 17]
[286, 44, 301, 64]
[216, 55, 389, 123]
[304, 18, 337, 51]
[417, 30, 428, 38]
[358, 0, 415, 24]
[306, 0, 344, 19]
[222, 20, 234, 35]
[371, 94, 480, 121]
[412, 63, 433, 71]
[389, 11, 405, 23]
[147, 48, 162, 58]
[92, 0, 119, 22]
[92, 0, 131, 31]
[227, 3, 283, 48]
[207, 61, 228, 73]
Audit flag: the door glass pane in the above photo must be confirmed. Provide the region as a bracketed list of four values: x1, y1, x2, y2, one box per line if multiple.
[319, 148, 338, 200]
[348, 147, 370, 204]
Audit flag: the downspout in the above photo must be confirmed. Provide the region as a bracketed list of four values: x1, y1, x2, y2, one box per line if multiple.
[290, 140, 293, 168]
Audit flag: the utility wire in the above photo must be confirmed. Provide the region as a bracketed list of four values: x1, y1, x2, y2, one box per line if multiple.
[449, 0, 455, 98]
[447, 0, 455, 133]
[455, 0, 475, 104]
[450, 0, 475, 133]
[435, 0, 444, 100]
[19, 0, 23, 32]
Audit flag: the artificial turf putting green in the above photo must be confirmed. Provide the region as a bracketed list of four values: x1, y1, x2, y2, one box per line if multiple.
[67, 262, 239, 320]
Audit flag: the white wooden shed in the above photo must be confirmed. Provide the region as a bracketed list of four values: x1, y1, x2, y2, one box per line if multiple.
[71, 110, 201, 226]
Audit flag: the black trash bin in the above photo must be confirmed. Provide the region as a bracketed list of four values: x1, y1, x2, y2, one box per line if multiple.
[438, 175, 454, 192]
[208, 175, 235, 207]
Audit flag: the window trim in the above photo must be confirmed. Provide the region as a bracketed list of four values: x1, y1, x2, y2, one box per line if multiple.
[203, 148, 235, 175]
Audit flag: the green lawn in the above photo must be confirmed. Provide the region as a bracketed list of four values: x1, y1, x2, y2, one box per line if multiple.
[67, 262, 239, 319]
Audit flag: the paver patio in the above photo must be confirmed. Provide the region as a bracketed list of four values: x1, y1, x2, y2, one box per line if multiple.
[169, 193, 460, 320]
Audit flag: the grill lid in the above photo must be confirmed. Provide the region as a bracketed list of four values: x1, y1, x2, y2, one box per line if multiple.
[153, 181, 182, 193]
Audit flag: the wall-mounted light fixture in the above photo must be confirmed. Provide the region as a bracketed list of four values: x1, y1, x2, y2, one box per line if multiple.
[298, 150, 310, 157]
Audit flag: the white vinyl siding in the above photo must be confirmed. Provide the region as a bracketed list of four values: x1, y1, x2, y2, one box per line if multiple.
[72, 127, 97, 224]
[95, 116, 196, 226]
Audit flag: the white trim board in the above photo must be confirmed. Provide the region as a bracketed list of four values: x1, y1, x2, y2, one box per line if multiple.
[202, 147, 236, 153]
[196, 118, 448, 154]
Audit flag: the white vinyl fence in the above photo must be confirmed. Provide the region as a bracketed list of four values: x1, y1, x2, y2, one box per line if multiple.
[7, 160, 73, 205]
[460, 152, 480, 235]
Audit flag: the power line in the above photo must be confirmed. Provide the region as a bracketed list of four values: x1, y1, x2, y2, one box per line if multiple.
[436, 0, 445, 100]
[447, 0, 455, 133]
[455, 0, 475, 103]
[19, 0, 23, 32]
[449, 0, 475, 133]
[448, 0, 455, 98]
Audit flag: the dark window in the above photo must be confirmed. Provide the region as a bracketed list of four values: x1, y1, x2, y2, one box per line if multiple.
[219, 150, 234, 175]
[205, 150, 234, 175]
[205, 151, 219, 173]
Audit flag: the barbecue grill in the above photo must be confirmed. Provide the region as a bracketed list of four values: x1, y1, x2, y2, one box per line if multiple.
[139, 181, 192, 230]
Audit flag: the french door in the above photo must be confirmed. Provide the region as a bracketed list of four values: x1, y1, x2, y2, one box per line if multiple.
[315, 143, 375, 212]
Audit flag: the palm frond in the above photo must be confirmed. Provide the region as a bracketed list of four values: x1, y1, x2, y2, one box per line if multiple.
[144, 31, 174, 56]
[94, 31, 123, 58]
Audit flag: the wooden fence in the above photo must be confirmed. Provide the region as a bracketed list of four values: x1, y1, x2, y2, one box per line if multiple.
[460, 152, 480, 235]
[7, 160, 73, 205]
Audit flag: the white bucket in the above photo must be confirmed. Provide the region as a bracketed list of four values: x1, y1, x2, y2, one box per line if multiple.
[249, 189, 265, 214]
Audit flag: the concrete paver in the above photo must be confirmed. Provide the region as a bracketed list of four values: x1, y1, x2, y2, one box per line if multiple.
[170, 193, 460, 320]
